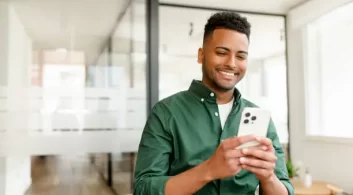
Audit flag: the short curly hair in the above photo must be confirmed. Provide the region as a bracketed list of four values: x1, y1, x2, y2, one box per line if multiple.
[203, 11, 251, 42]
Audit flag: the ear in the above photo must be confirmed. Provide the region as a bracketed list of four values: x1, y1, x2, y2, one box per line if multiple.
[197, 48, 204, 64]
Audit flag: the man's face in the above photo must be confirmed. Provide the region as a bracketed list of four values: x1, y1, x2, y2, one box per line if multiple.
[198, 28, 249, 91]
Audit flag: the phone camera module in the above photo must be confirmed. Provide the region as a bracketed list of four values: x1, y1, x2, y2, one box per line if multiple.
[245, 113, 251, 117]
[251, 116, 257, 121]
[244, 119, 249, 124]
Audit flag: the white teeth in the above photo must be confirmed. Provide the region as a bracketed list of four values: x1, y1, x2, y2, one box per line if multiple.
[219, 71, 234, 76]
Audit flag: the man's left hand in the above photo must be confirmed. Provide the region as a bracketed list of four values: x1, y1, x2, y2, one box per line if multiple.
[239, 137, 277, 183]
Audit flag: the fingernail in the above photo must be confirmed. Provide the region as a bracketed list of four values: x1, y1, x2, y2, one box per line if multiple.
[240, 157, 246, 163]
[262, 146, 267, 150]
[242, 148, 248, 154]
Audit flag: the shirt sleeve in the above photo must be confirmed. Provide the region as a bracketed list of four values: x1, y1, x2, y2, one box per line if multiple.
[260, 120, 295, 195]
[133, 102, 172, 195]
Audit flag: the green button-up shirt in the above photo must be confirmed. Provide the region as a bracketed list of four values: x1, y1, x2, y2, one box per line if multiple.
[134, 80, 294, 195]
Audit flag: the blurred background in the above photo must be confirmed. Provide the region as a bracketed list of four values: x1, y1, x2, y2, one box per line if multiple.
[0, 0, 352, 194]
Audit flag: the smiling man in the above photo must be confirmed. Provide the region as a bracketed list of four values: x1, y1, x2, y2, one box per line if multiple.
[133, 11, 294, 195]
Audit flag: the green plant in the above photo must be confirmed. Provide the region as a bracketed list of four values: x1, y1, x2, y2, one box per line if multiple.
[286, 161, 299, 178]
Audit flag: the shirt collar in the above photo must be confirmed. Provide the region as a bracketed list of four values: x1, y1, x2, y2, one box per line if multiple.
[188, 80, 242, 104]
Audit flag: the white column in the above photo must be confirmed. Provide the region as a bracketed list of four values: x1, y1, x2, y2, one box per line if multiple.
[0, 2, 32, 195]
[0, 2, 10, 195]
[0, 2, 9, 86]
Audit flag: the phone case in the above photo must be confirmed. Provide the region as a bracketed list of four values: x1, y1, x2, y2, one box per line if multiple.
[236, 107, 271, 149]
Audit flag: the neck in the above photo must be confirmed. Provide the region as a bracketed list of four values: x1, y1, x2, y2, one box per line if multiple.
[216, 91, 234, 104]
[202, 80, 234, 104]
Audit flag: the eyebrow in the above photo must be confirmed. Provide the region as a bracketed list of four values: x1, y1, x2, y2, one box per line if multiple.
[215, 46, 248, 55]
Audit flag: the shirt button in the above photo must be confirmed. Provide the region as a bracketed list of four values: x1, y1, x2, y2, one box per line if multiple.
[215, 112, 219, 116]
[210, 93, 214, 97]
[201, 98, 204, 102]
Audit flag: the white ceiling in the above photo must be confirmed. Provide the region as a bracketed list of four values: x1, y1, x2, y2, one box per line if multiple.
[9, 0, 307, 65]
[10, 0, 129, 64]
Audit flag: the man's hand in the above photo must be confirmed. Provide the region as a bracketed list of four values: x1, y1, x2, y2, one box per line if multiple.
[164, 135, 258, 195]
[205, 135, 257, 180]
[239, 136, 277, 183]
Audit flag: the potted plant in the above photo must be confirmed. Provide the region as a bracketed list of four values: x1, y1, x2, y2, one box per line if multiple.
[286, 160, 299, 179]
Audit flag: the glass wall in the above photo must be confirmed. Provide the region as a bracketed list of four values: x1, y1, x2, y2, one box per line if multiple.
[0, 0, 146, 194]
[110, 0, 147, 194]
[159, 5, 289, 143]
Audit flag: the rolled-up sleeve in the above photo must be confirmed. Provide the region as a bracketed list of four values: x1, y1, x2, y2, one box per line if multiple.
[260, 120, 295, 195]
[133, 103, 172, 195]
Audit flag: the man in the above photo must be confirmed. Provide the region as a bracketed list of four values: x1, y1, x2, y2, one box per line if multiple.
[134, 11, 294, 195]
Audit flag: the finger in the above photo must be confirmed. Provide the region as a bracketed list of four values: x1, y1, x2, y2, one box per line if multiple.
[252, 137, 275, 153]
[221, 137, 239, 151]
[253, 145, 269, 151]
[227, 158, 242, 173]
[241, 165, 273, 178]
[255, 137, 273, 148]
[239, 157, 276, 170]
[236, 135, 258, 146]
[224, 149, 243, 159]
[222, 135, 257, 150]
[241, 148, 277, 162]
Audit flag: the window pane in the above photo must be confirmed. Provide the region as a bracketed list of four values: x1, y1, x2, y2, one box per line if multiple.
[305, 2, 353, 138]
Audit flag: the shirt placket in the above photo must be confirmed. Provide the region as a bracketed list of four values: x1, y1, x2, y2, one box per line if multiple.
[219, 102, 238, 144]
[200, 92, 223, 143]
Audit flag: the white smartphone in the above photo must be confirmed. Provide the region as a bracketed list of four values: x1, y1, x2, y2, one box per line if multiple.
[236, 107, 271, 150]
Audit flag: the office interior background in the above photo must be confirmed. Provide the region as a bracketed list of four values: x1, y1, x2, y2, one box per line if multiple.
[0, 0, 352, 194]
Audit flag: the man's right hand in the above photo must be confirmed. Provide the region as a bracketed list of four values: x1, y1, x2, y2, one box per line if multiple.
[204, 135, 257, 180]
[163, 135, 258, 195]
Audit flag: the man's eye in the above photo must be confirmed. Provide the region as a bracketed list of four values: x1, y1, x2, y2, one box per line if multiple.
[237, 56, 246, 60]
[216, 52, 226, 55]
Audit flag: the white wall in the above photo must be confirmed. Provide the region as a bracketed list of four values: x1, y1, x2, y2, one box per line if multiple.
[287, 0, 353, 192]
[0, 3, 32, 195]
[0, 3, 9, 86]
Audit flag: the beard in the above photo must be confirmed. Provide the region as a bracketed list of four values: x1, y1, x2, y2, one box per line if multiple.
[202, 60, 235, 92]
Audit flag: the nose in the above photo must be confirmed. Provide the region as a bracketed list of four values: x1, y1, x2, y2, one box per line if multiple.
[226, 55, 236, 68]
